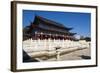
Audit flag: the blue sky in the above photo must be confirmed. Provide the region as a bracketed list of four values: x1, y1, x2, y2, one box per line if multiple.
[23, 10, 91, 37]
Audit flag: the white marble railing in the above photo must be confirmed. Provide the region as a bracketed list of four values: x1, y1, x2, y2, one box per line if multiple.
[23, 39, 90, 53]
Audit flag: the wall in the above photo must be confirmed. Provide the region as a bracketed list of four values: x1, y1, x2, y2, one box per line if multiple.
[0, 0, 99, 73]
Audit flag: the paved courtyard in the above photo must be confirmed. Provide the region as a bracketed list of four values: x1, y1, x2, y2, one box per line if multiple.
[23, 47, 91, 62]
[44, 47, 91, 61]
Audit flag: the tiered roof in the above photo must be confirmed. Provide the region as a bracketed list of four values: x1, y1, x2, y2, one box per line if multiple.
[32, 15, 76, 35]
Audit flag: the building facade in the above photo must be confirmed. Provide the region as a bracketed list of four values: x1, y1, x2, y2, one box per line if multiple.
[23, 15, 76, 40]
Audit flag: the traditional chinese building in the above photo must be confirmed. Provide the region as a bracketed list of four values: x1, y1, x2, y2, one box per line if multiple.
[23, 15, 90, 62]
[23, 15, 76, 40]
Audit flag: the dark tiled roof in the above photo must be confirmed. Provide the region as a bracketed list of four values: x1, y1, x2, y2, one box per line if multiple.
[34, 15, 72, 30]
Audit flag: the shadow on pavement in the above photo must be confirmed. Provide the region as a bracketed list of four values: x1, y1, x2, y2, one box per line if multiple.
[79, 55, 91, 59]
[23, 50, 39, 62]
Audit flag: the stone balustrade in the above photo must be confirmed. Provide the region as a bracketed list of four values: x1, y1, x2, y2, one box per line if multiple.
[23, 38, 90, 53]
